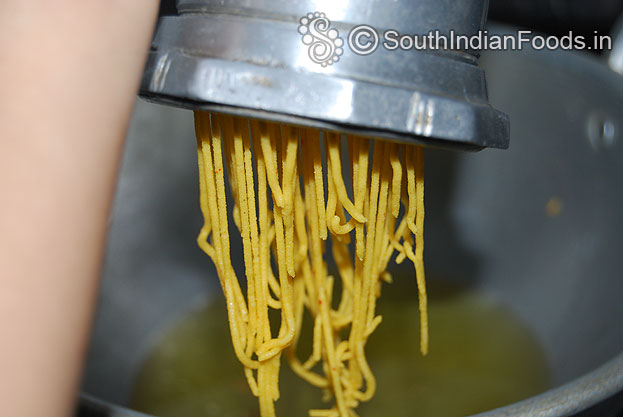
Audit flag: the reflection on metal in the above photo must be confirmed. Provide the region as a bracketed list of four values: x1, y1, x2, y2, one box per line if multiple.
[608, 13, 623, 75]
[407, 92, 435, 137]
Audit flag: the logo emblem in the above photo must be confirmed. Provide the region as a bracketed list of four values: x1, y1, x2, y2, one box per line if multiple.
[298, 12, 344, 66]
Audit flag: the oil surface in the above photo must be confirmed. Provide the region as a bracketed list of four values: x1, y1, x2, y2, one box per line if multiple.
[131, 281, 550, 417]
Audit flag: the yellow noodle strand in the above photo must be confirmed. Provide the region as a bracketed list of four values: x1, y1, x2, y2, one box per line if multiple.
[194, 111, 428, 417]
[414, 146, 429, 355]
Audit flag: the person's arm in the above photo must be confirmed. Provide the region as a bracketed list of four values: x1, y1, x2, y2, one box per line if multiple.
[0, 3, 159, 416]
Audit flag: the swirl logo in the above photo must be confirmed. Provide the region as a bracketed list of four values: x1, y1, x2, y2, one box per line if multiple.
[298, 12, 344, 67]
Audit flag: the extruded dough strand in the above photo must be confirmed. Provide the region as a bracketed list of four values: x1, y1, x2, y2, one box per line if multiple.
[194, 111, 428, 417]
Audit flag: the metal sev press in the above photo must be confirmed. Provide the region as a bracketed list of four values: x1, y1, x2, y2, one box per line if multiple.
[140, 0, 510, 151]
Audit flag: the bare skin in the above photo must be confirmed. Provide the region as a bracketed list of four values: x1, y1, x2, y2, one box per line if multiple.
[0, 2, 159, 416]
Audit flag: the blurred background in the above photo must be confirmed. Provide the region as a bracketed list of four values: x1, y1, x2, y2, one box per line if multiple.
[78, 1, 623, 416]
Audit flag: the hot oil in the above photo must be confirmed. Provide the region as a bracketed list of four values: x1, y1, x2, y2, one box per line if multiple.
[130, 279, 550, 417]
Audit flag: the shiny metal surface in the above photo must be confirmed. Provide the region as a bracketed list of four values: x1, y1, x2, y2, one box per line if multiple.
[81, 25, 622, 417]
[609, 13, 623, 75]
[177, 0, 488, 41]
[139, 0, 509, 150]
